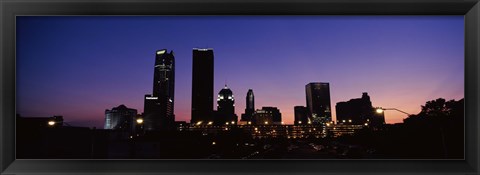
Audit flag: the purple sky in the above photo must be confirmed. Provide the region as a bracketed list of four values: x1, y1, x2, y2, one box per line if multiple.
[16, 16, 464, 128]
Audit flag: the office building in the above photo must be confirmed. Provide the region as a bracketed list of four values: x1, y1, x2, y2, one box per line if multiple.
[335, 92, 385, 127]
[143, 49, 175, 131]
[306, 82, 332, 125]
[105, 104, 138, 132]
[325, 123, 365, 137]
[241, 89, 255, 122]
[191, 48, 214, 124]
[252, 107, 282, 125]
[294, 106, 308, 125]
[215, 85, 238, 125]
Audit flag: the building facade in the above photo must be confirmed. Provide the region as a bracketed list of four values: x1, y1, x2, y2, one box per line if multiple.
[305, 82, 332, 125]
[105, 104, 138, 132]
[191, 48, 215, 124]
[240, 89, 255, 122]
[143, 49, 175, 131]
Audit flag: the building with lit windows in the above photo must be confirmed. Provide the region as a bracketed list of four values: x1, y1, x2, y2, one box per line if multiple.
[240, 89, 255, 123]
[335, 92, 385, 127]
[105, 104, 138, 132]
[252, 107, 282, 125]
[325, 123, 365, 137]
[191, 48, 214, 124]
[305, 82, 332, 125]
[215, 85, 238, 125]
[143, 49, 175, 131]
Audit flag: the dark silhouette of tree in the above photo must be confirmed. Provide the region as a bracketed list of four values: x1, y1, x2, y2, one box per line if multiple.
[400, 98, 464, 158]
[339, 98, 464, 159]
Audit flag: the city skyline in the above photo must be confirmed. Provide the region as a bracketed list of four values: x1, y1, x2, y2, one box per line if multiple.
[16, 16, 464, 128]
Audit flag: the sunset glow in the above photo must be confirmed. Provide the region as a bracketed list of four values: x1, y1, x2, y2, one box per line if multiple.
[16, 16, 464, 128]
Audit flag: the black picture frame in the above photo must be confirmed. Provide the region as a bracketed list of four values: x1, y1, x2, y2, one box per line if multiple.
[1, 0, 479, 174]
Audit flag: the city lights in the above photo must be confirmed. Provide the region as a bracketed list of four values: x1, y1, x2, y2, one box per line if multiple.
[15, 17, 466, 160]
[136, 118, 143, 124]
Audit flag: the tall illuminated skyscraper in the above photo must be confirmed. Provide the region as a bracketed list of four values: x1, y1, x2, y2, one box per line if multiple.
[143, 49, 175, 131]
[241, 89, 255, 122]
[191, 48, 214, 124]
[306, 82, 332, 125]
[215, 85, 238, 125]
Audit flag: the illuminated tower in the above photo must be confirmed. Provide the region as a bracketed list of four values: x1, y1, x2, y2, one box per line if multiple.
[241, 89, 255, 122]
[305, 82, 332, 125]
[143, 49, 175, 131]
[215, 85, 238, 125]
[191, 48, 214, 124]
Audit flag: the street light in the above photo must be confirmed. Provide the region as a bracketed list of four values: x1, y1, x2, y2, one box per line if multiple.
[136, 118, 144, 124]
[375, 107, 411, 115]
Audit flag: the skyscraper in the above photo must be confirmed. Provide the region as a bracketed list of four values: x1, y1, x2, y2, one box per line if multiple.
[191, 48, 214, 124]
[143, 49, 175, 131]
[306, 82, 332, 125]
[241, 89, 255, 122]
[215, 85, 238, 125]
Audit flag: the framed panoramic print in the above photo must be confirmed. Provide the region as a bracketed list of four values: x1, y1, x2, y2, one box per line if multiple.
[1, 0, 479, 174]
